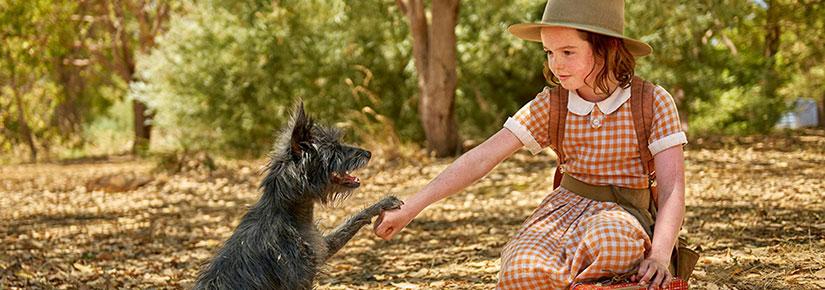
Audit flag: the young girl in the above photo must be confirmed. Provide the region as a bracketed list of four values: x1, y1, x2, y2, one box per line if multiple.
[374, 0, 686, 288]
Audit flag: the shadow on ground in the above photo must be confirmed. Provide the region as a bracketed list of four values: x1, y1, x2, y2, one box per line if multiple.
[1, 130, 824, 289]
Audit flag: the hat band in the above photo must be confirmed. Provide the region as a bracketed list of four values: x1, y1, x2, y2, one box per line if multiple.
[539, 21, 624, 39]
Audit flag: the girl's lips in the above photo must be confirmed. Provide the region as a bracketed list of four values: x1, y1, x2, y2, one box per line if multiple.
[558, 75, 571, 80]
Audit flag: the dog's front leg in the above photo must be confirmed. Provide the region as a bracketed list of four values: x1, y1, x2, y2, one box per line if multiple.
[323, 196, 403, 259]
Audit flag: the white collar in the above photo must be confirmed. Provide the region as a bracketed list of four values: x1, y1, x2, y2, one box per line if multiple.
[567, 86, 631, 116]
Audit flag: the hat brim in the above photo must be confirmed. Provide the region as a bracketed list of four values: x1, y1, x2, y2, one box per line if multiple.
[508, 22, 652, 57]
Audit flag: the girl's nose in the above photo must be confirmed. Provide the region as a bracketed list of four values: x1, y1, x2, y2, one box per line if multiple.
[550, 56, 563, 72]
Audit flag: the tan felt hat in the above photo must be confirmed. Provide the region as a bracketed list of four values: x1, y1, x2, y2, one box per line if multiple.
[508, 0, 652, 56]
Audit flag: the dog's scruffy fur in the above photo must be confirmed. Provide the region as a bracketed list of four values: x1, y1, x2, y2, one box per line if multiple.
[194, 103, 402, 290]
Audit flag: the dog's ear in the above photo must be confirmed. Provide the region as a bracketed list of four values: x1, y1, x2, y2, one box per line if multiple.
[289, 102, 313, 158]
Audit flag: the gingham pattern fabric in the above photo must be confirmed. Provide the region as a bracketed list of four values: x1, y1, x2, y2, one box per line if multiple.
[498, 189, 650, 289]
[498, 84, 686, 289]
[505, 84, 686, 189]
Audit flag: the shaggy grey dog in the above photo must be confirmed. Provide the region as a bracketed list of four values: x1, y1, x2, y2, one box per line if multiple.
[194, 103, 402, 290]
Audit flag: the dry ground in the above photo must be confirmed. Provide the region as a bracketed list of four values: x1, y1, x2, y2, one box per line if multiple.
[1, 130, 824, 289]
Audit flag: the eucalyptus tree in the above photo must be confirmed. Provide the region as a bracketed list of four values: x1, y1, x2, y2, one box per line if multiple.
[0, 0, 77, 161]
[626, 0, 819, 134]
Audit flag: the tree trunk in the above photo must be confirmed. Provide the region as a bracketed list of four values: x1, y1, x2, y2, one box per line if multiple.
[10, 73, 37, 162]
[14, 96, 36, 162]
[132, 98, 151, 152]
[762, 0, 782, 130]
[398, 0, 460, 157]
[819, 96, 825, 128]
[54, 57, 85, 135]
[120, 24, 153, 154]
[110, 0, 167, 154]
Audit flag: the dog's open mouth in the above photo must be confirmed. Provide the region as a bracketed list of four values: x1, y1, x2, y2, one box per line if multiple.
[331, 171, 360, 188]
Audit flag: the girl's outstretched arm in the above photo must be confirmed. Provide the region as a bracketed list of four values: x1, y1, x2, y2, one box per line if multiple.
[633, 145, 686, 288]
[373, 128, 524, 240]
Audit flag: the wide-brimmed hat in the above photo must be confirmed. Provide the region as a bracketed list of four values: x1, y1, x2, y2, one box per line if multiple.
[508, 0, 652, 56]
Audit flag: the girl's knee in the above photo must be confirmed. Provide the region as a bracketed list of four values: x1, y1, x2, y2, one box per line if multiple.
[584, 224, 646, 252]
[578, 213, 648, 266]
[498, 250, 561, 289]
[497, 264, 551, 289]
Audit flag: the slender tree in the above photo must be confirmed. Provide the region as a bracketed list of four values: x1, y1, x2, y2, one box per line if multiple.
[761, 0, 783, 129]
[107, 0, 170, 154]
[0, 0, 70, 162]
[396, 0, 461, 157]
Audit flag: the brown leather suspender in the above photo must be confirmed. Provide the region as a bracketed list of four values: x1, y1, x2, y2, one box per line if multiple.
[630, 77, 658, 204]
[549, 86, 569, 189]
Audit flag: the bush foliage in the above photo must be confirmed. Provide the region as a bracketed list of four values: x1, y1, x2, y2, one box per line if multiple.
[2, 0, 824, 160]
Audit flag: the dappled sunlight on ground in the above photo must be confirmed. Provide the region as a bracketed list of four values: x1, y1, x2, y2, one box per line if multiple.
[1, 130, 824, 289]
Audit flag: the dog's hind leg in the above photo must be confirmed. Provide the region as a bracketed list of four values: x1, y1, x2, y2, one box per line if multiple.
[323, 196, 403, 259]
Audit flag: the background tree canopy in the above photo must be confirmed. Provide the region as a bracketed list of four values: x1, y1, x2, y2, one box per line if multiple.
[1, 0, 824, 161]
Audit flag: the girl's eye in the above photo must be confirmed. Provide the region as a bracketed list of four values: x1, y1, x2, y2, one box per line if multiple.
[547, 51, 573, 57]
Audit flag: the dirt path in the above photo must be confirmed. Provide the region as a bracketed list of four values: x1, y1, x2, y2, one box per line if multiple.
[2, 131, 824, 289]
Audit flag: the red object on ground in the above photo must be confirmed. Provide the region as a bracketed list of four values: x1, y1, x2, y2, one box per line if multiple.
[571, 278, 689, 290]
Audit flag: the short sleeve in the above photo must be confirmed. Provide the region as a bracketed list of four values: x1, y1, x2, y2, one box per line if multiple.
[648, 85, 687, 156]
[503, 87, 552, 155]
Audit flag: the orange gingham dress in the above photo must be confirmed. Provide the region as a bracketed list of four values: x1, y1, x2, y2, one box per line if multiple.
[498, 84, 687, 289]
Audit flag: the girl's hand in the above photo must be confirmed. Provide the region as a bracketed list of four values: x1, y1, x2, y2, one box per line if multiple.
[373, 203, 417, 240]
[632, 258, 672, 289]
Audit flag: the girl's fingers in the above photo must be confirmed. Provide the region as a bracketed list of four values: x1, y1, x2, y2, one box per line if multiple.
[374, 217, 390, 238]
[649, 269, 665, 289]
[373, 212, 385, 231]
[662, 275, 672, 287]
[634, 261, 650, 281]
[638, 265, 656, 286]
[382, 226, 395, 240]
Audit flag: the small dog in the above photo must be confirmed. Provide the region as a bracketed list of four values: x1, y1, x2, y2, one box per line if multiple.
[194, 103, 402, 290]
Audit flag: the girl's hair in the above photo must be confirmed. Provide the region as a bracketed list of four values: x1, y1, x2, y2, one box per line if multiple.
[543, 30, 636, 95]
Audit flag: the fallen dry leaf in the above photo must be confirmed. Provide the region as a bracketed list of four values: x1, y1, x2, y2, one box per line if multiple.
[1, 130, 824, 289]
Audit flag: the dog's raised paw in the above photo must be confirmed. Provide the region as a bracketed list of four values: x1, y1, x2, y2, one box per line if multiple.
[379, 196, 404, 210]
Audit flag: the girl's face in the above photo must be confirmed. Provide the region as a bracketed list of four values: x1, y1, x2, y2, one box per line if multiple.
[540, 27, 602, 97]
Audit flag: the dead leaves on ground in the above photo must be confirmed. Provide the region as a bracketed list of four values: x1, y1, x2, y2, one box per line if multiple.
[1, 130, 824, 289]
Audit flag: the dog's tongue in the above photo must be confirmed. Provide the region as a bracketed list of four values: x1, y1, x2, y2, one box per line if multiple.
[332, 172, 361, 187]
[343, 174, 360, 187]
